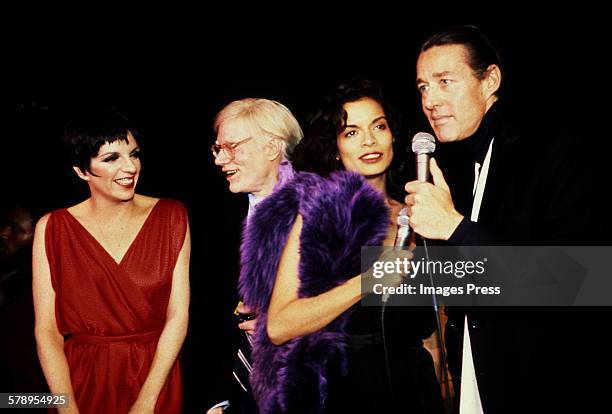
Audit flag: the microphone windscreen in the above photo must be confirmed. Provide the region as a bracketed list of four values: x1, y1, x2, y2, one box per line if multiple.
[411, 132, 436, 155]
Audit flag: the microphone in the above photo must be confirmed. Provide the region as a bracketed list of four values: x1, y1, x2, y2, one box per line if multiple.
[394, 207, 410, 248]
[409, 133, 452, 412]
[411, 132, 436, 182]
[383, 208, 411, 303]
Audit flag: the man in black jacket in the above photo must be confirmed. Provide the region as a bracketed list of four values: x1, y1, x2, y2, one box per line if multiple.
[405, 25, 602, 413]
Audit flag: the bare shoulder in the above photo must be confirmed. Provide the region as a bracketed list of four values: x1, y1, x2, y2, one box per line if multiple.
[65, 199, 90, 220]
[135, 194, 159, 207]
[134, 194, 161, 214]
[35, 212, 53, 232]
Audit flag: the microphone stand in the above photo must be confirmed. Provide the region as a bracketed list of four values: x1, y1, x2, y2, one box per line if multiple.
[421, 236, 453, 414]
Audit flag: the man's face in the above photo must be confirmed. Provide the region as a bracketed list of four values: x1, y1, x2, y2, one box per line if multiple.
[416, 44, 497, 143]
[0, 206, 34, 262]
[214, 119, 277, 197]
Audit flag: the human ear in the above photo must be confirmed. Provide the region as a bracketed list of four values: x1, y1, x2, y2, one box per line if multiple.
[73, 166, 90, 181]
[483, 64, 502, 98]
[266, 138, 283, 161]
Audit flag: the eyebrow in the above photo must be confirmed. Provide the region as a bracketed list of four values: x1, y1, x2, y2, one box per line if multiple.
[345, 115, 387, 129]
[97, 146, 141, 157]
[97, 151, 117, 157]
[416, 71, 454, 85]
[370, 115, 387, 125]
[215, 137, 248, 145]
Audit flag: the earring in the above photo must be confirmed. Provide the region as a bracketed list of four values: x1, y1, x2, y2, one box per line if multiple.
[392, 137, 396, 143]
[335, 156, 340, 161]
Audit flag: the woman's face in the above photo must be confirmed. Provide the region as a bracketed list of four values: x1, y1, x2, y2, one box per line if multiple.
[83, 132, 142, 202]
[336, 97, 393, 179]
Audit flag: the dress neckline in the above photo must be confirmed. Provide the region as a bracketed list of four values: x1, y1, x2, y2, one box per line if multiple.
[63, 199, 162, 266]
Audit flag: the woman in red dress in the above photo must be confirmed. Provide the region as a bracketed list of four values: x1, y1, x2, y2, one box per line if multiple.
[32, 109, 190, 414]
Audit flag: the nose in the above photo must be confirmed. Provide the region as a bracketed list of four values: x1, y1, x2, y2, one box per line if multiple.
[121, 155, 138, 173]
[362, 130, 376, 147]
[423, 87, 441, 111]
[214, 150, 231, 166]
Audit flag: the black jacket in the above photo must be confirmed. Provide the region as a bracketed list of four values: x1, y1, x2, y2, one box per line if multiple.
[438, 100, 605, 413]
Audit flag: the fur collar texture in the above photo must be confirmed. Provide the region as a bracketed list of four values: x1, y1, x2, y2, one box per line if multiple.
[239, 171, 389, 413]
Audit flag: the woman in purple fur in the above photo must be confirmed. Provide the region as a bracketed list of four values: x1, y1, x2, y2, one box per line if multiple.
[239, 78, 444, 413]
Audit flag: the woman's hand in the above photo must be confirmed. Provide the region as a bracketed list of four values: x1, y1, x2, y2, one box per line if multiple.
[362, 246, 414, 295]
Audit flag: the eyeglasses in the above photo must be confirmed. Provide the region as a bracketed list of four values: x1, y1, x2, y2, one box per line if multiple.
[211, 137, 254, 160]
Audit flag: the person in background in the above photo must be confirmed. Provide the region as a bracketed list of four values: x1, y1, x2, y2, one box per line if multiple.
[1, 202, 48, 405]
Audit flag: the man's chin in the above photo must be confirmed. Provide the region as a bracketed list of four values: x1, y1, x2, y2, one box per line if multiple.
[435, 130, 461, 143]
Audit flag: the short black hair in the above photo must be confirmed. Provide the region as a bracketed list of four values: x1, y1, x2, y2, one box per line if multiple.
[62, 108, 140, 175]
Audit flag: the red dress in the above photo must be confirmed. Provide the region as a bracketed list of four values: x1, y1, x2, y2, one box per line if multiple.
[45, 199, 186, 414]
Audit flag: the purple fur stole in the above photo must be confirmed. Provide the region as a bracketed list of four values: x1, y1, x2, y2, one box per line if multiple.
[239, 171, 390, 413]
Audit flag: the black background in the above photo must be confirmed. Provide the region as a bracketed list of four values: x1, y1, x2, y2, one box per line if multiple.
[3, 10, 607, 212]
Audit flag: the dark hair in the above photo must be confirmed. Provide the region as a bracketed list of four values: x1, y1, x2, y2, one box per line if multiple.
[62, 108, 140, 175]
[421, 25, 503, 92]
[292, 77, 407, 202]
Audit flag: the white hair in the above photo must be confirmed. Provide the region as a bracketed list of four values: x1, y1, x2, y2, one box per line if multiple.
[213, 98, 303, 159]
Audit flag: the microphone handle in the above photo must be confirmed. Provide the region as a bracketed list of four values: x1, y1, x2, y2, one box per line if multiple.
[416, 153, 430, 182]
[395, 225, 410, 248]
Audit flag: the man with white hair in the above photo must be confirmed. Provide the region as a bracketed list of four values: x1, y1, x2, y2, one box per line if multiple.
[207, 98, 303, 413]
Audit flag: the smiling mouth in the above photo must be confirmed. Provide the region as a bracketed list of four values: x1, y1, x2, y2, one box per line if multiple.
[114, 177, 135, 186]
[224, 169, 238, 177]
[359, 153, 383, 162]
